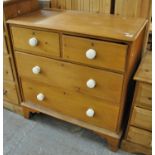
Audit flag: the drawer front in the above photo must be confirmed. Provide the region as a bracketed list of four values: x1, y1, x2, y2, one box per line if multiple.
[62, 35, 127, 72]
[3, 55, 14, 81]
[11, 27, 60, 57]
[130, 107, 152, 131]
[135, 83, 152, 110]
[3, 81, 18, 104]
[127, 126, 152, 147]
[22, 80, 119, 131]
[15, 52, 124, 104]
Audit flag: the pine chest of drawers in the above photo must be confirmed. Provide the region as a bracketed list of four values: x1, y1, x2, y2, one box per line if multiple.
[7, 9, 147, 151]
[122, 52, 152, 154]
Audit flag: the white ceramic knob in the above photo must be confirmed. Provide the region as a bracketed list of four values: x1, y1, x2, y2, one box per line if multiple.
[86, 49, 96, 60]
[86, 79, 96, 88]
[32, 66, 41, 74]
[28, 37, 38, 47]
[37, 93, 45, 101]
[86, 108, 95, 117]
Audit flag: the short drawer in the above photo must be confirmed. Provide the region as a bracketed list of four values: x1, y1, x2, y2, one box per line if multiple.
[22, 80, 119, 131]
[3, 55, 14, 81]
[62, 35, 127, 72]
[127, 126, 152, 147]
[3, 81, 19, 104]
[15, 52, 123, 104]
[135, 83, 152, 110]
[11, 26, 60, 57]
[130, 107, 152, 131]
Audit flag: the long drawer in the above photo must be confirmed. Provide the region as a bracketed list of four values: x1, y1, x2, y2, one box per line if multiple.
[22, 79, 120, 131]
[135, 83, 152, 110]
[62, 35, 127, 72]
[15, 52, 124, 104]
[3, 55, 14, 81]
[130, 107, 152, 131]
[11, 26, 60, 57]
[127, 126, 152, 147]
[3, 81, 18, 104]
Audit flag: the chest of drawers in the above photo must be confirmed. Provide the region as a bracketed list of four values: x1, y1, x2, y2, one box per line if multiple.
[121, 52, 152, 154]
[7, 9, 147, 151]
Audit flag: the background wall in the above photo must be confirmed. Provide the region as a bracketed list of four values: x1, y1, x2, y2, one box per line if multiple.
[39, 0, 51, 8]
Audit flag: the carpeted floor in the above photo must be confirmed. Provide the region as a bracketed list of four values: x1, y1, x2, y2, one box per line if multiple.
[4, 109, 134, 155]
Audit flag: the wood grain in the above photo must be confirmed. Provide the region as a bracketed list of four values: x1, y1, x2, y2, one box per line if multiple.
[3, 35, 8, 54]
[22, 101, 122, 137]
[134, 52, 152, 84]
[3, 55, 14, 81]
[62, 35, 127, 72]
[122, 52, 152, 154]
[121, 140, 152, 155]
[7, 10, 147, 42]
[116, 28, 145, 132]
[15, 52, 124, 104]
[3, 81, 19, 104]
[115, 0, 151, 18]
[51, 0, 111, 13]
[22, 79, 120, 131]
[127, 126, 152, 147]
[11, 26, 60, 58]
[135, 82, 152, 110]
[130, 107, 152, 131]
[4, 101, 23, 115]
[4, 0, 39, 20]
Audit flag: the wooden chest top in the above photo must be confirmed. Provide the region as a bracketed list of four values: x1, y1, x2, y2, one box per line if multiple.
[7, 10, 147, 42]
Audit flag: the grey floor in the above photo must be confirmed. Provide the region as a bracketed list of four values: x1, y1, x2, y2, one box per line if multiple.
[4, 109, 133, 155]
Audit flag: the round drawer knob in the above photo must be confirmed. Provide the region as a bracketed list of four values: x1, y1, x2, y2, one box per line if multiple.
[32, 66, 41, 74]
[37, 93, 45, 101]
[29, 37, 38, 47]
[86, 108, 95, 117]
[86, 79, 96, 88]
[86, 49, 96, 60]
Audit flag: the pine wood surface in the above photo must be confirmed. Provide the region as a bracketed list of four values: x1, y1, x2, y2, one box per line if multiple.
[11, 26, 60, 57]
[4, 101, 23, 115]
[22, 101, 122, 151]
[3, 0, 39, 20]
[15, 52, 123, 104]
[22, 79, 119, 131]
[135, 82, 152, 110]
[121, 52, 152, 154]
[7, 10, 147, 42]
[3, 81, 19, 104]
[116, 28, 145, 131]
[127, 126, 152, 147]
[134, 52, 152, 84]
[51, 0, 111, 13]
[5, 1, 148, 151]
[115, 0, 151, 18]
[62, 35, 127, 72]
[3, 35, 8, 54]
[121, 140, 152, 155]
[3, 55, 14, 81]
[130, 107, 152, 131]
[3, 0, 27, 114]
[51, 0, 151, 19]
